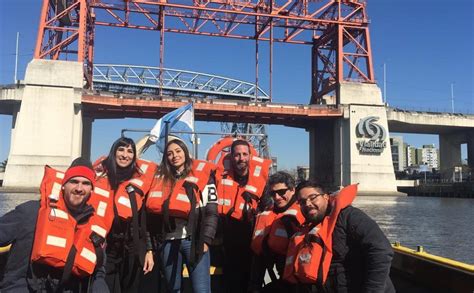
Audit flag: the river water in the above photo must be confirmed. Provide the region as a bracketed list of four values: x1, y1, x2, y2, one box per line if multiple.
[1, 192, 473, 264]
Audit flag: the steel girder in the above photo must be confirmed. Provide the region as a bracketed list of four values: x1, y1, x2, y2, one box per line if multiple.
[35, 0, 374, 102]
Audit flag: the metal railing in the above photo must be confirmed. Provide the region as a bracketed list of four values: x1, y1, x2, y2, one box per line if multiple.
[92, 64, 269, 101]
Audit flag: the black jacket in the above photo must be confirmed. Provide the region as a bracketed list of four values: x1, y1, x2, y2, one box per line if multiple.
[0, 200, 38, 292]
[311, 206, 395, 293]
[0, 200, 108, 293]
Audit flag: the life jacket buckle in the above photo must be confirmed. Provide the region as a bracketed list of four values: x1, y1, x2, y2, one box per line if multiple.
[90, 231, 105, 247]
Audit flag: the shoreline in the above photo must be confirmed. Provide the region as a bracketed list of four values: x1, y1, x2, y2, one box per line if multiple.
[0, 187, 38, 194]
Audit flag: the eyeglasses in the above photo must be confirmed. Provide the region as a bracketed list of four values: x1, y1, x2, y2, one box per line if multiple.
[270, 188, 288, 197]
[298, 193, 326, 205]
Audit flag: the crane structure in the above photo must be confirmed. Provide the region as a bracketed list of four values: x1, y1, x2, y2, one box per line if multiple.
[35, 0, 374, 103]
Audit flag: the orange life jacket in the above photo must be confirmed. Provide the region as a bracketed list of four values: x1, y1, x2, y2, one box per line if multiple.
[91, 158, 157, 231]
[250, 202, 305, 256]
[267, 202, 306, 256]
[283, 184, 358, 284]
[30, 166, 107, 278]
[251, 210, 277, 255]
[216, 154, 271, 220]
[146, 160, 215, 219]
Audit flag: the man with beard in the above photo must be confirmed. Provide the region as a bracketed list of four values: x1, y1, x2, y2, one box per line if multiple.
[215, 139, 271, 292]
[286, 180, 395, 293]
[0, 158, 108, 293]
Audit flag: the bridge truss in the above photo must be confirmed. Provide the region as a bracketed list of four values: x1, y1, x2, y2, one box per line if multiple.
[93, 64, 269, 101]
[35, 0, 374, 104]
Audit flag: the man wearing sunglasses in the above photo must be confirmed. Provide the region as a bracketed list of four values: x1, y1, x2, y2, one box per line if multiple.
[287, 180, 395, 293]
[249, 172, 305, 292]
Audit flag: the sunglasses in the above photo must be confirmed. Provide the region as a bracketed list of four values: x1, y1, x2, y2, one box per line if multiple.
[270, 188, 289, 197]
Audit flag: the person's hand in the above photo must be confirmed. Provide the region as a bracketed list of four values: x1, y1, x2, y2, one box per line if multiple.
[143, 251, 154, 274]
[203, 243, 209, 253]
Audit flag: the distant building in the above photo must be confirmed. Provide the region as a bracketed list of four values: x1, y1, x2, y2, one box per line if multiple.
[406, 145, 417, 167]
[271, 156, 278, 172]
[393, 142, 440, 173]
[296, 166, 310, 182]
[389, 136, 404, 171]
[419, 144, 439, 170]
[402, 143, 408, 169]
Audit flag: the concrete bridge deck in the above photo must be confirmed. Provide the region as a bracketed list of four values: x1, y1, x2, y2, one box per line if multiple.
[2, 84, 473, 130]
[387, 108, 474, 134]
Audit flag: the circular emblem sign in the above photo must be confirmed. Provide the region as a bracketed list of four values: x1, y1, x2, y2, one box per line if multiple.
[355, 116, 387, 154]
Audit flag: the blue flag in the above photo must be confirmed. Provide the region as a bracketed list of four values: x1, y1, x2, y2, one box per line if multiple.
[149, 103, 194, 153]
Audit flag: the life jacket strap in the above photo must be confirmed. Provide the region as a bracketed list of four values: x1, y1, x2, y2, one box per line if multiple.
[57, 245, 77, 292]
[126, 184, 144, 266]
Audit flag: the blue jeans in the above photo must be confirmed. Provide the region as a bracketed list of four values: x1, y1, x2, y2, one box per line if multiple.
[159, 239, 211, 293]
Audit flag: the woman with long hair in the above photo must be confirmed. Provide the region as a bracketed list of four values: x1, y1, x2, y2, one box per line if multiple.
[147, 138, 218, 293]
[92, 137, 157, 292]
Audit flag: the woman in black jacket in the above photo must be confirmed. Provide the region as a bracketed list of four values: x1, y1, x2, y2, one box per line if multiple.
[94, 137, 156, 293]
[147, 138, 218, 293]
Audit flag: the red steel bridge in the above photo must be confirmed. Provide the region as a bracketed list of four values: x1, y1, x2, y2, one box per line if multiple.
[35, 0, 374, 104]
[33, 0, 371, 156]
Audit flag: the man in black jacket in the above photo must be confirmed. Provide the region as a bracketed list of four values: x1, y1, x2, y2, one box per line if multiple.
[295, 181, 395, 293]
[0, 158, 108, 293]
[248, 171, 301, 292]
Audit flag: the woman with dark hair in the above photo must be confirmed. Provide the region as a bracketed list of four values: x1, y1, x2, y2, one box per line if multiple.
[147, 139, 218, 293]
[91, 137, 157, 292]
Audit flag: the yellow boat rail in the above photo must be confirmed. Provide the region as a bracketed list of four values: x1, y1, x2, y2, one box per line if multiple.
[391, 242, 473, 292]
[392, 242, 474, 272]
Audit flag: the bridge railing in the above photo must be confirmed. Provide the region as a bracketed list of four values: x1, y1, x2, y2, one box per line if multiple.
[92, 64, 269, 101]
[388, 106, 473, 116]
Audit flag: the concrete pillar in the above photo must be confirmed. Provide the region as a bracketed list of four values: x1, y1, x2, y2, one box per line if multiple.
[10, 104, 20, 153]
[439, 130, 473, 180]
[308, 82, 398, 194]
[439, 133, 461, 180]
[336, 82, 398, 195]
[3, 59, 84, 188]
[467, 130, 474, 172]
[309, 119, 336, 187]
[81, 117, 93, 161]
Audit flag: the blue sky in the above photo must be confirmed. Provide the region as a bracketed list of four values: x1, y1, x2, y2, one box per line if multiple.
[1, 0, 473, 169]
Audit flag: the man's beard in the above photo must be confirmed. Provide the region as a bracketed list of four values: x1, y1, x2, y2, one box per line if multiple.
[303, 208, 326, 225]
[234, 161, 248, 174]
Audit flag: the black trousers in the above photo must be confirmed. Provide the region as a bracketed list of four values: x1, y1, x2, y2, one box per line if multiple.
[222, 219, 253, 293]
[105, 240, 142, 293]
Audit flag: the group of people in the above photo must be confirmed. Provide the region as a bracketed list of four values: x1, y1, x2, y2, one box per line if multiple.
[0, 135, 395, 292]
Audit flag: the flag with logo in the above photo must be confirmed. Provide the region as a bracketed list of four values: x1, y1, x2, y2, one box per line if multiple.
[149, 103, 195, 153]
